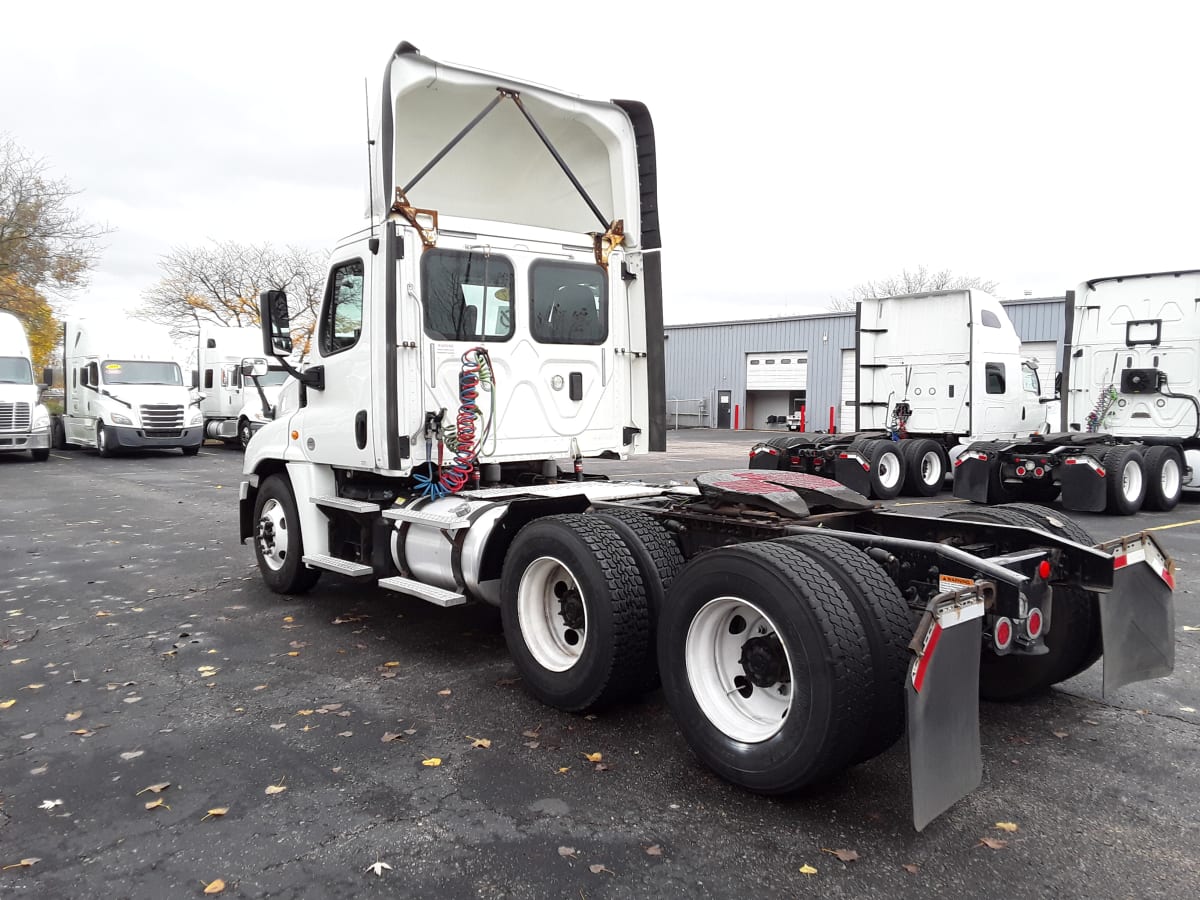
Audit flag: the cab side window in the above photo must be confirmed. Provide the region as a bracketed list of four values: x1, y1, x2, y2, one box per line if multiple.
[320, 259, 365, 355]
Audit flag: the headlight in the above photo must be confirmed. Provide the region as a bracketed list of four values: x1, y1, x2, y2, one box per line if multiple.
[111, 412, 132, 426]
[32, 407, 50, 430]
[188, 411, 203, 426]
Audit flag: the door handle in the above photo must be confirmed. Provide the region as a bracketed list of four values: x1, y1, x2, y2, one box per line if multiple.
[355, 410, 368, 449]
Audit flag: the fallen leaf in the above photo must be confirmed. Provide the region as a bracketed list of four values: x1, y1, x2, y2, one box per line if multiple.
[902, 863, 920, 874]
[381, 732, 404, 743]
[95, 611, 111, 617]
[270, 723, 286, 731]
[995, 822, 1019, 833]
[1182, 706, 1197, 714]
[23, 684, 45, 690]
[402, 728, 416, 734]
[422, 757, 442, 767]
[265, 782, 287, 795]
[584, 752, 603, 763]
[203, 878, 226, 894]
[10, 658, 29, 664]
[120, 750, 144, 761]
[30, 766, 47, 775]
[136, 783, 170, 795]
[589, 864, 614, 875]
[282, 616, 294, 623]
[467, 736, 492, 749]
[70, 729, 93, 736]
[978, 837, 1007, 850]
[366, 861, 393, 877]
[558, 846, 579, 859]
[379, 671, 397, 679]
[289, 641, 308, 649]
[1, 858, 41, 870]
[525, 741, 540, 749]
[0, 699, 15, 709]
[65, 710, 83, 722]
[296, 709, 315, 716]
[594, 762, 610, 772]
[556, 766, 571, 775]
[317, 703, 342, 712]
[522, 725, 542, 739]
[286, 651, 300, 657]
[123, 696, 142, 704]
[144, 798, 170, 811]
[1083, 719, 1100, 726]
[645, 845, 663, 857]
[822, 848, 859, 863]
[338, 731, 353, 737]
[1183, 625, 1200, 632]
[383, 661, 400, 668]
[202, 807, 229, 821]
[253, 684, 268, 691]
[1052, 730, 1069, 739]
[437, 689, 452, 696]
[38, 799, 63, 810]
[798, 864, 818, 876]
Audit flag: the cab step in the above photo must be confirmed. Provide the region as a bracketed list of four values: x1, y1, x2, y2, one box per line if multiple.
[311, 496, 381, 514]
[378, 576, 467, 607]
[382, 507, 470, 530]
[302, 554, 373, 578]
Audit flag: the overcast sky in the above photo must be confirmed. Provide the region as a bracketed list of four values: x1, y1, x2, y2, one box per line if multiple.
[5, 1, 1199, 326]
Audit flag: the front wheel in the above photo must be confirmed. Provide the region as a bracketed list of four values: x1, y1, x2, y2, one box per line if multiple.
[31, 447, 50, 462]
[96, 422, 114, 458]
[253, 474, 321, 594]
[181, 443, 201, 456]
[500, 515, 649, 712]
[238, 418, 253, 451]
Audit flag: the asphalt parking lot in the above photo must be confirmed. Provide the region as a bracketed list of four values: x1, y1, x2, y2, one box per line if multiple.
[2, 428, 1198, 899]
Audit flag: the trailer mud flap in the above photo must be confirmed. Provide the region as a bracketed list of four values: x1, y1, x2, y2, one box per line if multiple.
[1059, 459, 1107, 512]
[951, 457, 990, 503]
[834, 453, 872, 497]
[907, 593, 985, 831]
[1100, 535, 1176, 695]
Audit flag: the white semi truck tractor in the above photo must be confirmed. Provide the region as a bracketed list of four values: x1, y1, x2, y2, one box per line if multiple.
[955, 270, 1200, 514]
[196, 325, 290, 448]
[0, 311, 52, 461]
[239, 42, 1176, 830]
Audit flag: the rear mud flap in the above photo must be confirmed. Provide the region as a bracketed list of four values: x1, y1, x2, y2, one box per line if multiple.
[951, 458, 990, 503]
[1100, 535, 1176, 695]
[1060, 463, 1106, 512]
[834, 456, 872, 497]
[907, 593, 985, 831]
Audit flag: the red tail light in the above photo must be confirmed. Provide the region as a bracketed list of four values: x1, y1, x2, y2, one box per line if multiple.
[1026, 608, 1044, 639]
[993, 617, 1014, 651]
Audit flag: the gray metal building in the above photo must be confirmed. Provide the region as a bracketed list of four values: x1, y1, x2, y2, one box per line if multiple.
[663, 297, 1066, 430]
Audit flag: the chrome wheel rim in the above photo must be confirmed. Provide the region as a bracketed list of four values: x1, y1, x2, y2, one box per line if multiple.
[685, 597, 793, 743]
[517, 556, 588, 672]
[256, 498, 289, 571]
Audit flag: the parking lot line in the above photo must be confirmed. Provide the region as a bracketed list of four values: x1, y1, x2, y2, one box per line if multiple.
[50, 453, 73, 460]
[1145, 517, 1200, 532]
[893, 498, 969, 507]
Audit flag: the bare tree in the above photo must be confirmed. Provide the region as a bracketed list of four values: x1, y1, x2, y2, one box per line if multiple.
[829, 265, 999, 311]
[138, 241, 327, 361]
[0, 134, 109, 299]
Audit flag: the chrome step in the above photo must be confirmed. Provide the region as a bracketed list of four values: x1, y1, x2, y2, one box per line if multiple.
[382, 507, 469, 530]
[311, 496, 380, 514]
[302, 554, 373, 577]
[378, 576, 467, 607]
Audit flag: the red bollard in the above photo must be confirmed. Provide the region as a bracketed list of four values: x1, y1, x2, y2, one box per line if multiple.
[799, 406, 806, 433]
[734, 404, 740, 430]
[829, 406, 836, 434]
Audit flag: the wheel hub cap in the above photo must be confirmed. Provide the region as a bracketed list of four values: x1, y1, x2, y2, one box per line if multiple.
[739, 635, 788, 687]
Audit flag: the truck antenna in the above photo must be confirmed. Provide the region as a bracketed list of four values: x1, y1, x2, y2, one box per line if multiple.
[365, 78, 379, 255]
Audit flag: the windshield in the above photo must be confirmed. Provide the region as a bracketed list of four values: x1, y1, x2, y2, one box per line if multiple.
[102, 360, 183, 386]
[255, 368, 290, 387]
[0, 356, 33, 384]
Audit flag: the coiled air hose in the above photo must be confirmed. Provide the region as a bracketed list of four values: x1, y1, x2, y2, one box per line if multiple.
[414, 347, 494, 499]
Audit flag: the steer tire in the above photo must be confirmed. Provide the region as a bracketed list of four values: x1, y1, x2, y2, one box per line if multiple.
[96, 422, 115, 458]
[997, 503, 1104, 680]
[776, 535, 914, 762]
[1142, 445, 1183, 512]
[657, 541, 873, 794]
[1102, 445, 1146, 515]
[941, 506, 1099, 699]
[594, 508, 685, 690]
[253, 474, 321, 595]
[501, 514, 650, 712]
[900, 438, 947, 497]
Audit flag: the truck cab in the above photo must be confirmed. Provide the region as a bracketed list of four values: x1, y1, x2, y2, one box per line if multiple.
[0, 311, 51, 461]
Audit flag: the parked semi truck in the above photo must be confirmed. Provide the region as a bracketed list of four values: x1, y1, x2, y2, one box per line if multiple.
[955, 270, 1200, 514]
[0, 311, 52, 461]
[59, 318, 203, 456]
[196, 325, 289, 448]
[748, 290, 1053, 500]
[239, 42, 1175, 829]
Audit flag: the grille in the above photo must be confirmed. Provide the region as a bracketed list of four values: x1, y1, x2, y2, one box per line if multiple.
[140, 404, 184, 430]
[0, 401, 31, 432]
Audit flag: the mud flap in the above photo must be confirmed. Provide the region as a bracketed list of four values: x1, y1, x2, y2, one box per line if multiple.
[907, 592, 985, 831]
[1099, 534, 1176, 695]
[951, 457, 990, 503]
[834, 452, 872, 497]
[1059, 461, 1107, 512]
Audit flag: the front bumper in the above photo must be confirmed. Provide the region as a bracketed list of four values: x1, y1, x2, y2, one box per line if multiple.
[109, 425, 203, 450]
[0, 430, 50, 452]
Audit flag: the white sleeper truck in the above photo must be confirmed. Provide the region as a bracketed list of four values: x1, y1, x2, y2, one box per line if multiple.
[749, 290, 1052, 500]
[196, 325, 289, 448]
[0, 311, 52, 461]
[240, 42, 1175, 829]
[955, 270, 1200, 514]
[60, 318, 203, 456]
